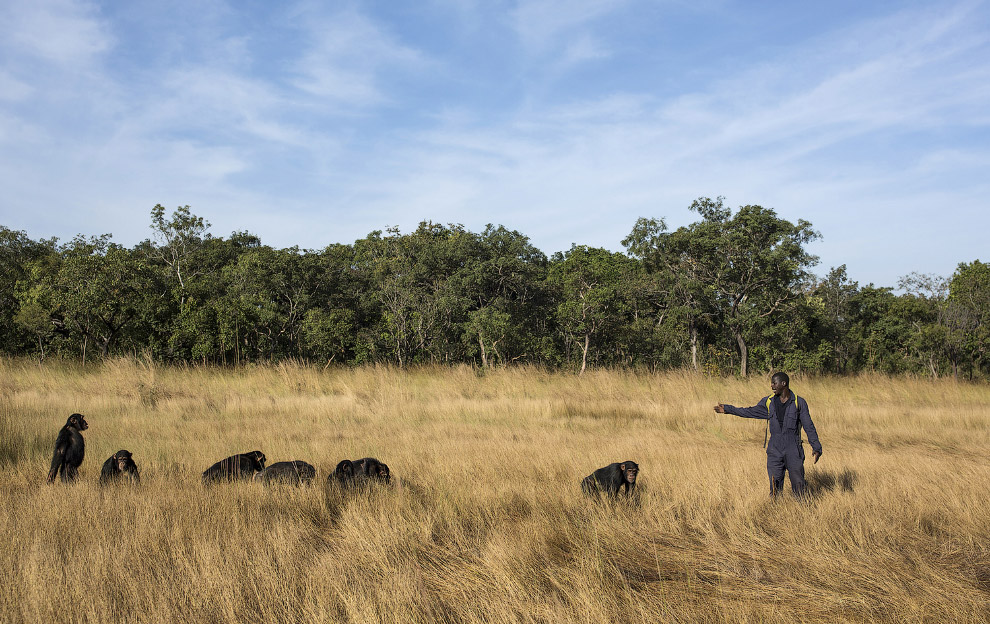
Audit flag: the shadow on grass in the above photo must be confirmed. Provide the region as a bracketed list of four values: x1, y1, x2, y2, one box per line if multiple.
[806, 468, 858, 498]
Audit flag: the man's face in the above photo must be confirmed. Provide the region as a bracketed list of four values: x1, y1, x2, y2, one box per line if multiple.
[770, 377, 787, 396]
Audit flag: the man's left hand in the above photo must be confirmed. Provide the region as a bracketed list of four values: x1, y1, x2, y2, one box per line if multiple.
[812, 451, 821, 464]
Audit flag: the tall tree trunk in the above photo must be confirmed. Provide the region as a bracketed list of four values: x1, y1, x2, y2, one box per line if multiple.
[478, 332, 488, 368]
[735, 330, 748, 377]
[689, 321, 698, 371]
[100, 330, 115, 358]
[580, 333, 589, 375]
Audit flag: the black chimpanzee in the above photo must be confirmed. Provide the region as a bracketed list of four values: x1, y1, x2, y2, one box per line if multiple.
[201, 451, 266, 484]
[354, 457, 391, 484]
[581, 461, 639, 497]
[47, 413, 88, 483]
[254, 460, 316, 486]
[329, 459, 358, 486]
[99, 450, 140, 486]
[329, 458, 391, 488]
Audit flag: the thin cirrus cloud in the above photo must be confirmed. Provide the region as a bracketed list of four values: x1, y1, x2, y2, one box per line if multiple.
[0, 0, 987, 287]
[347, 2, 990, 284]
[288, 8, 427, 108]
[510, 0, 626, 52]
[0, 0, 110, 67]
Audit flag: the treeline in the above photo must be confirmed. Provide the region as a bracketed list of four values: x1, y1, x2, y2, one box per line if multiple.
[1, 199, 987, 378]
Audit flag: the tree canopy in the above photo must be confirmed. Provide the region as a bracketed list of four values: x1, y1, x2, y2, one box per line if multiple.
[1, 202, 986, 379]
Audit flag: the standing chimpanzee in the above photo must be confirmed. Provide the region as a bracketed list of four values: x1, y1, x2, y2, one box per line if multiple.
[354, 457, 391, 484]
[99, 450, 140, 486]
[581, 461, 639, 497]
[47, 413, 89, 483]
[254, 460, 316, 486]
[201, 451, 266, 484]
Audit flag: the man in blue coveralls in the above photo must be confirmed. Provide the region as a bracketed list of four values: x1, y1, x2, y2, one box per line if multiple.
[713, 372, 822, 497]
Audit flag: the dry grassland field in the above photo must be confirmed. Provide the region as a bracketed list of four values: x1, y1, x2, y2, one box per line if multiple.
[1, 358, 989, 624]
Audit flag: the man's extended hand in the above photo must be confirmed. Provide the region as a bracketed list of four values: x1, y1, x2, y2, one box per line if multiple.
[713, 403, 726, 414]
[812, 451, 821, 464]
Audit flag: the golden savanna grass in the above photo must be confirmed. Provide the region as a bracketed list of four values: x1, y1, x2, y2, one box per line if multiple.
[1, 358, 988, 623]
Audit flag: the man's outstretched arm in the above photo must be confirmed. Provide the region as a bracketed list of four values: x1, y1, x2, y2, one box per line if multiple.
[713, 399, 770, 420]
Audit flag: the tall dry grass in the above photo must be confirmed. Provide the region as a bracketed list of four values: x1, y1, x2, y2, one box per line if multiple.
[0, 358, 988, 623]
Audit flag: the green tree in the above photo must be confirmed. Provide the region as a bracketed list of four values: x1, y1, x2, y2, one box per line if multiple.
[142, 205, 225, 361]
[458, 225, 550, 368]
[149, 204, 211, 310]
[898, 272, 965, 378]
[948, 260, 990, 379]
[0, 227, 56, 355]
[218, 245, 314, 360]
[661, 197, 820, 376]
[300, 307, 356, 364]
[353, 222, 478, 366]
[813, 265, 860, 373]
[19, 236, 149, 362]
[623, 217, 715, 371]
[549, 245, 637, 374]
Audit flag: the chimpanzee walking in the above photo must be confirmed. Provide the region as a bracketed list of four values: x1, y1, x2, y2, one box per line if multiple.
[354, 457, 391, 484]
[581, 461, 639, 497]
[330, 459, 358, 486]
[202, 451, 267, 484]
[329, 458, 391, 488]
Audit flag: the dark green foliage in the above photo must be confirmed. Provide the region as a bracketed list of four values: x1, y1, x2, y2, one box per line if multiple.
[1, 226, 57, 356]
[949, 261, 990, 378]
[549, 245, 639, 373]
[2, 203, 987, 379]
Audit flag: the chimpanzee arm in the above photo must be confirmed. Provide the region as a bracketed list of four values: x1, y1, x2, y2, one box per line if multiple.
[723, 397, 771, 420]
[48, 430, 70, 482]
[99, 457, 116, 484]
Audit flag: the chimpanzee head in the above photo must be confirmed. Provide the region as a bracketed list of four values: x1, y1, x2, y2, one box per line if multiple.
[621, 461, 638, 484]
[248, 451, 266, 471]
[68, 413, 88, 431]
[114, 450, 133, 470]
[375, 463, 391, 483]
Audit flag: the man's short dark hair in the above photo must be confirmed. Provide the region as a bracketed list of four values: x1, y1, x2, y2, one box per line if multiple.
[771, 372, 790, 386]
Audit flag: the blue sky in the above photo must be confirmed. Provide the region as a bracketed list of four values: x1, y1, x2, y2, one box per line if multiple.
[1, 0, 988, 287]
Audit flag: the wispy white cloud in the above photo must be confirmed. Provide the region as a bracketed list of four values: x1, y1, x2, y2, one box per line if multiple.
[0, 0, 111, 67]
[288, 7, 427, 108]
[0, 70, 34, 102]
[511, 0, 626, 52]
[0, 0, 987, 288]
[556, 34, 611, 69]
[149, 68, 306, 147]
[319, 2, 990, 281]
